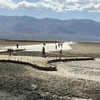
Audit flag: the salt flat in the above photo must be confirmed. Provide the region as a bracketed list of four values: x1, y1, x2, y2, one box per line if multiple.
[1, 41, 100, 100]
[1, 42, 72, 52]
[46, 60, 100, 82]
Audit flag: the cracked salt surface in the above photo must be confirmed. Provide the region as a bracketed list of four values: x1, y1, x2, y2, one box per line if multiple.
[46, 60, 100, 82]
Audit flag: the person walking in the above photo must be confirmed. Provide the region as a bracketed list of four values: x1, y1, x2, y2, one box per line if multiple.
[61, 43, 63, 48]
[55, 44, 57, 50]
[42, 47, 46, 57]
[59, 49, 62, 59]
[16, 44, 19, 49]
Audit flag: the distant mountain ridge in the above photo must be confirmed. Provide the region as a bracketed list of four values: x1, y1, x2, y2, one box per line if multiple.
[0, 15, 100, 41]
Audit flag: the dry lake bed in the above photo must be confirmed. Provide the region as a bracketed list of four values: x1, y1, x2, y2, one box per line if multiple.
[0, 39, 100, 100]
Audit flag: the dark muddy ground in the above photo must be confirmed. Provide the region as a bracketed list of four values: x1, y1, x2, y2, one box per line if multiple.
[0, 62, 100, 100]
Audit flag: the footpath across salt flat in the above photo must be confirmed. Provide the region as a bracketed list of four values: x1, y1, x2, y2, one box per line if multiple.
[1, 42, 72, 52]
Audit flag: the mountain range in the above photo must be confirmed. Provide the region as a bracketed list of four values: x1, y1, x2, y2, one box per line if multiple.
[0, 15, 100, 41]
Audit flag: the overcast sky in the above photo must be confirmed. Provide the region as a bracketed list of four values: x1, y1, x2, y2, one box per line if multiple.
[0, 0, 100, 22]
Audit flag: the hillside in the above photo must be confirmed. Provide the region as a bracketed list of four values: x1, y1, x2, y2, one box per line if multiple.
[0, 15, 100, 41]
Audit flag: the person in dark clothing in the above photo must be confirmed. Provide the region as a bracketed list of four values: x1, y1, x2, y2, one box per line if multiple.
[55, 44, 57, 50]
[42, 47, 46, 57]
[61, 43, 63, 48]
[16, 44, 19, 49]
[59, 49, 62, 59]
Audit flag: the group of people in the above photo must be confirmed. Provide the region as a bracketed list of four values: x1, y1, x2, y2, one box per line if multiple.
[8, 43, 63, 59]
[55, 43, 63, 50]
[42, 43, 63, 59]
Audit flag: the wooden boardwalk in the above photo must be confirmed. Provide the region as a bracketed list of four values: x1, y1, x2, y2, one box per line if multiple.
[0, 55, 57, 71]
[0, 55, 94, 71]
[0, 49, 25, 53]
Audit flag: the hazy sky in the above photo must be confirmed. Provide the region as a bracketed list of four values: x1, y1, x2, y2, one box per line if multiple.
[0, 0, 100, 22]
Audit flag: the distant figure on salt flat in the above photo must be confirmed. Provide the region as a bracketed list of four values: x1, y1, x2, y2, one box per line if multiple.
[58, 43, 60, 48]
[7, 48, 13, 56]
[42, 47, 46, 57]
[61, 43, 63, 48]
[16, 44, 19, 49]
[55, 44, 57, 50]
[43, 43, 46, 46]
[59, 49, 62, 59]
